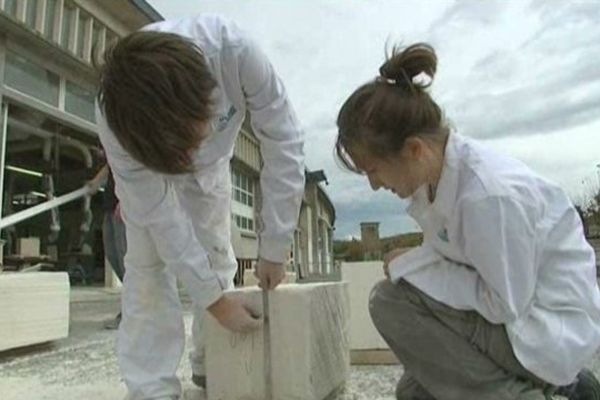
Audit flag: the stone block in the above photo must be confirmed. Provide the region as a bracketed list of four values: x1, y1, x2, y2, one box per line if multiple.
[0, 272, 70, 351]
[206, 282, 349, 400]
[16, 237, 40, 258]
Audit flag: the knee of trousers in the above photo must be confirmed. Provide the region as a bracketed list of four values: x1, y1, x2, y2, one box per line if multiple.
[396, 383, 410, 400]
[368, 279, 416, 332]
[395, 381, 415, 400]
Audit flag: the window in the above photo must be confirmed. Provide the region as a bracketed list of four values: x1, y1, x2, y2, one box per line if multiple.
[4, 51, 60, 106]
[65, 81, 95, 122]
[105, 30, 117, 49]
[76, 12, 89, 58]
[25, 0, 38, 29]
[60, 3, 75, 50]
[293, 229, 303, 267]
[3, 0, 18, 17]
[231, 170, 255, 207]
[231, 169, 255, 232]
[91, 20, 102, 56]
[44, 0, 57, 39]
[234, 214, 255, 232]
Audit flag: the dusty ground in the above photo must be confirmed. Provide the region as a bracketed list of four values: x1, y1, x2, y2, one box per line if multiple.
[0, 288, 401, 400]
[1, 287, 599, 400]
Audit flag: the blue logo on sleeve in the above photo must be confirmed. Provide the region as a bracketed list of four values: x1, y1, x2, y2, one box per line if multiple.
[216, 105, 237, 131]
[437, 228, 449, 242]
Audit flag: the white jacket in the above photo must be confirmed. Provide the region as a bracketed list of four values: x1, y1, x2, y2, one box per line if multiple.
[96, 15, 305, 309]
[389, 133, 600, 385]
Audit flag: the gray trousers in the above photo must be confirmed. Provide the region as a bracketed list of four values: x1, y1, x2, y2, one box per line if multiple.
[369, 279, 556, 400]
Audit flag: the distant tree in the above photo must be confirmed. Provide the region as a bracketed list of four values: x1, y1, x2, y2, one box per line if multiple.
[575, 179, 600, 238]
[346, 239, 363, 261]
[333, 238, 364, 261]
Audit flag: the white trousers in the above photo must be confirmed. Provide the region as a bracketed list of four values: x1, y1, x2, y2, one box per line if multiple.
[118, 166, 237, 400]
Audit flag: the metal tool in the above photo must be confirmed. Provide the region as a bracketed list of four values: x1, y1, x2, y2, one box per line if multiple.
[262, 289, 273, 400]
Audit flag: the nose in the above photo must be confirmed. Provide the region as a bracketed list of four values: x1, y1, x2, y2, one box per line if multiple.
[367, 172, 382, 191]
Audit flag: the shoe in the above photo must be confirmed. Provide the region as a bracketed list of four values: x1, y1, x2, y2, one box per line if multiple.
[192, 374, 206, 389]
[104, 312, 122, 330]
[555, 369, 600, 400]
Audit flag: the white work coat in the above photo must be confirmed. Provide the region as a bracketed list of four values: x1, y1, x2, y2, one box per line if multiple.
[390, 133, 600, 385]
[96, 15, 305, 310]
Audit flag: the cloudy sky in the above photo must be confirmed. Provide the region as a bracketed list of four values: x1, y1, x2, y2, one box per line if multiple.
[147, 0, 600, 239]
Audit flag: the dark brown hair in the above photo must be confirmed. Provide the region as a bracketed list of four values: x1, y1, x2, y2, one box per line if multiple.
[336, 43, 448, 173]
[97, 31, 217, 174]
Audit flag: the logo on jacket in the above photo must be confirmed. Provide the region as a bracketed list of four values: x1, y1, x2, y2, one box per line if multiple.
[438, 228, 449, 243]
[216, 105, 237, 131]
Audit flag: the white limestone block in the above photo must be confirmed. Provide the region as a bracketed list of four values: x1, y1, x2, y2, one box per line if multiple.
[206, 282, 350, 400]
[341, 261, 388, 350]
[0, 272, 70, 351]
[16, 237, 40, 257]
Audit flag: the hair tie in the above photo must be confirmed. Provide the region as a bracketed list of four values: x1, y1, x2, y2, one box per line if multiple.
[377, 77, 398, 85]
[377, 68, 415, 92]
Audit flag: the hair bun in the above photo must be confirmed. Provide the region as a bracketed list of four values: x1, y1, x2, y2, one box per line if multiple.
[378, 43, 437, 89]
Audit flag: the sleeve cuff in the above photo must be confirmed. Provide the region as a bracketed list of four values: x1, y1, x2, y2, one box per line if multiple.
[258, 237, 291, 264]
[199, 278, 225, 310]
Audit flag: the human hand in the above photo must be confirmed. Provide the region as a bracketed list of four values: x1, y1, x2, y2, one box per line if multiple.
[207, 295, 262, 333]
[254, 258, 286, 290]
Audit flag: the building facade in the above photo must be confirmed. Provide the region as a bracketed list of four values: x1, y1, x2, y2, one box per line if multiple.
[231, 115, 336, 284]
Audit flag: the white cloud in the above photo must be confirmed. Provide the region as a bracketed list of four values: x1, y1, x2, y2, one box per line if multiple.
[147, 0, 600, 238]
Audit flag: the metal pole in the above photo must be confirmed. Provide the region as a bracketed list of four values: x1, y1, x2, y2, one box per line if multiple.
[262, 289, 273, 400]
[0, 186, 91, 230]
[0, 102, 8, 224]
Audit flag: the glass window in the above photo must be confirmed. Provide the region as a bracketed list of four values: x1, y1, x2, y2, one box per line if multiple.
[76, 12, 88, 58]
[65, 81, 96, 122]
[3, 0, 17, 17]
[25, 0, 38, 28]
[91, 20, 102, 54]
[232, 169, 255, 206]
[105, 30, 117, 49]
[233, 214, 255, 232]
[44, 0, 57, 39]
[60, 3, 75, 49]
[4, 51, 59, 106]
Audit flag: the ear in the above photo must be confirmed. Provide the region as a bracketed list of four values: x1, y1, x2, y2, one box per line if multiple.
[402, 137, 425, 161]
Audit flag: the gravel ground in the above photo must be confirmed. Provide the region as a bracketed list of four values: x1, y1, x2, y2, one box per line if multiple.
[0, 287, 598, 400]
